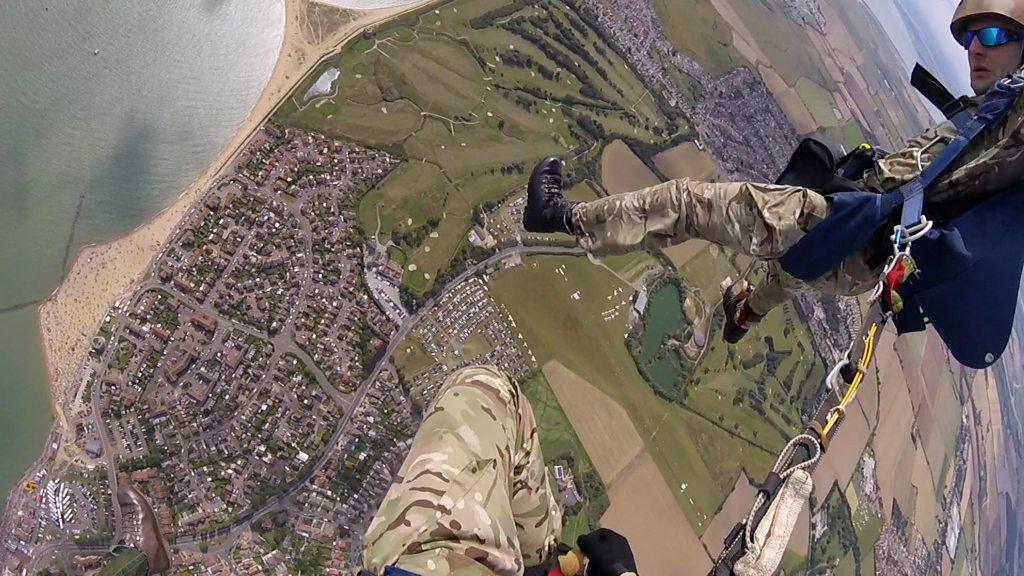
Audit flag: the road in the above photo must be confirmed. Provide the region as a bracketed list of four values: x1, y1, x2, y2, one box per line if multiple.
[134, 278, 353, 409]
[27, 543, 111, 574]
[169, 244, 583, 545]
[89, 307, 132, 541]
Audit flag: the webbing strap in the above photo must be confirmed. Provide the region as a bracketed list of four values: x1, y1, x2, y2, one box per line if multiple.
[950, 104, 976, 132]
[910, 63, 973, 130]
[898, 74, 1024, 229]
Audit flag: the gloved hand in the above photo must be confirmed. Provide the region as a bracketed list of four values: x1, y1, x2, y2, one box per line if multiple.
[523, 157, 579, 234]
[577, 528, 638, 576]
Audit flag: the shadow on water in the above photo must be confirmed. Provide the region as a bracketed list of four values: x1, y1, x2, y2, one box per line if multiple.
[0, 300, 44, 316]
[0, 122, 31, 219]
[203, 0, 228, 14]
[0, 120, 155, 316]
[0, 121, 63, 310]
[64, 119, 156, 277]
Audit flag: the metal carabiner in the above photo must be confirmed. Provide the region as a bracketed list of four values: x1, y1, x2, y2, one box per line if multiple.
[825, 359, 850, 391]
[903, 218, 933, 243]
[997, 74, 1024, 92]
[889, 217, 933, 247]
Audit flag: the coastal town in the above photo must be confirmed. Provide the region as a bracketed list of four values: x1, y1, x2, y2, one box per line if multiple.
[0, 124, 548, 575]
[2, 0, 1022, 574]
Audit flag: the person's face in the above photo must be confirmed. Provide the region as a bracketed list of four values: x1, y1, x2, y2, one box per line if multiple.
[966, 16, 1024, 95]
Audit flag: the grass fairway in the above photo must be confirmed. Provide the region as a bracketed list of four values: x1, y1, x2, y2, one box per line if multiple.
[521, 372, 609, 543]
[795, 77, 840, 128]
[357, 161, 452, 239]
[682, 296, 826, 449]
[393, 336, 435, 378]
[490, 255, 777, 533]
[275, 0, 680, 295]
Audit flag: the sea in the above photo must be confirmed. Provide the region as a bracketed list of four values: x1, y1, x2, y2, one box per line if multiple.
[0, 0, 286, 507]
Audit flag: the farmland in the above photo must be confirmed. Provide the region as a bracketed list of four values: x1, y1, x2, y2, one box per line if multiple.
[489, 255, 781, 532]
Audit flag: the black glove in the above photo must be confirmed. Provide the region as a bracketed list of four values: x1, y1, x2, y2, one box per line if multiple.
[523, 157, 578, 234]
[577, 528, 638, 576]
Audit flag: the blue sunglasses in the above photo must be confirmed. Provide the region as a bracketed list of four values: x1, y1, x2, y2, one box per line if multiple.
[959, 26, 1022, 49]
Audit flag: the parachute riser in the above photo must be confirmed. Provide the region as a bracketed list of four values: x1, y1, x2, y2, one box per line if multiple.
[709, 282, 894, 576]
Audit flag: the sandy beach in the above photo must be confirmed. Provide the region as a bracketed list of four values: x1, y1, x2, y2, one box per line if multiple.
[36, 0, 440, 426]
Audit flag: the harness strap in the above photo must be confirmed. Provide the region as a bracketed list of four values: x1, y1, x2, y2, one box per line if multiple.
[898, 74, 1024, 229]
[910, 63, 973, 129]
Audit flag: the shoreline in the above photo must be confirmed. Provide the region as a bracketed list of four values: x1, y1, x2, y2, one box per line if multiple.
[35, 0, 439, 426]
[6, 0, 442, 537]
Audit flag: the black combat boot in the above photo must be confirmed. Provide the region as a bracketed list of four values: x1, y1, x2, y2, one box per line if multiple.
[721, 279, 762, 344]
[523, 157, 579, 234]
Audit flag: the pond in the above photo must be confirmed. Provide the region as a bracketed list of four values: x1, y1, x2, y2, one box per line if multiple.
[639, 283, 685, 364]
[636, 282, 687, 398]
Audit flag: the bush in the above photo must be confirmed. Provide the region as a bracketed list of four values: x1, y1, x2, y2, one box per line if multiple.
[469, 0, 532, 29]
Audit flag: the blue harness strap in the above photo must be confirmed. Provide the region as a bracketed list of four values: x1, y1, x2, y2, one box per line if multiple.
[777, 74, 1024, 367]
[359, 568, 423, 576]
[779, 74, 1023, 283]
[897, 75, 1024, 229]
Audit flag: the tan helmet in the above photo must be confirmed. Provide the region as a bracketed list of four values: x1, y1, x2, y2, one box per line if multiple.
[951, 0, 1024, 41]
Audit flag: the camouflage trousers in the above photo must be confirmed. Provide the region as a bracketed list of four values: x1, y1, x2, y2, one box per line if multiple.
[572, 178, 881, 315]
[363, 366, 562, 576]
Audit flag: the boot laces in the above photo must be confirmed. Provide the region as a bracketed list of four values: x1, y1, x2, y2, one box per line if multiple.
[541, 174, 563, 201]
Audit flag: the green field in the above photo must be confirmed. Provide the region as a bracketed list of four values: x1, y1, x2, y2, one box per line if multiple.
[490, 255, 778, 533]
[813, 119, 869, 155]
[521, 372, 609, 542]
[855, 515, 883, 576]
[601, 251, 660, 286]
[98, 549, 148, 576]
[952, 505, 974, 576]
[651, 0, 742, 78]
[275, 0, 680, 295]
[795, 77, 840, 128]
[357, 162, 452, 239]
[672, 246, 828, 451]
[393, 336, 435, 378]
[781, 550, 808, 576]
[727, 0, 836, 90]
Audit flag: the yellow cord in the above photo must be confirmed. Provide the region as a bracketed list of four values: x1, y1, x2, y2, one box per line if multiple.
[822, 323, 878, 438]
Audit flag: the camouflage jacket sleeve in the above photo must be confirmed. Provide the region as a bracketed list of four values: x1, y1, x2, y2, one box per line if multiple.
[864, 117, 960, 192]
[928, 94, 1024, 206]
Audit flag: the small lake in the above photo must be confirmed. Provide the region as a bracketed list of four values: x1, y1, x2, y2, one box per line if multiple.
[638, 283, 686, 398]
